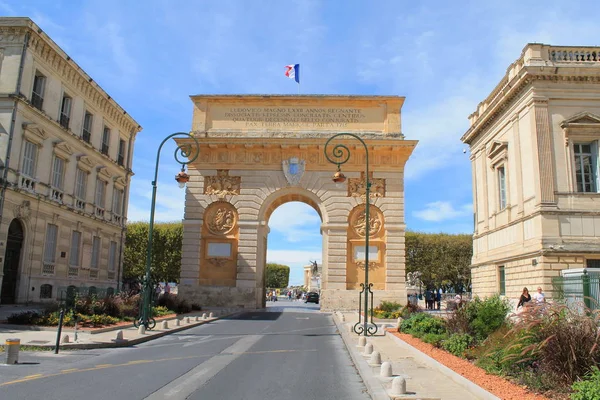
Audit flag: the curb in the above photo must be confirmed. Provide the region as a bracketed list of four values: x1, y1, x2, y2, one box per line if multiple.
[332, 313, 390, 400]
[11, 313, 237, 351]
[385, 331, 500, 400]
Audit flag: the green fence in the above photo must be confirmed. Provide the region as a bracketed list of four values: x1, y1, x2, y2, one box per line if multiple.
[57, 286, 119, 308]
[552, 275, 600, 311]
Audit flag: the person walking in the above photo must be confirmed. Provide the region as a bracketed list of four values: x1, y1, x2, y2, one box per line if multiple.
[435, 289, 441, 310]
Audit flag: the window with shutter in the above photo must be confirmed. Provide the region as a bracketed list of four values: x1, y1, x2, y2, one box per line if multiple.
[43, 224, 58, 263]
[91, 236, 101, 269]
[69, 231, 81, 266]
[22, 141, 37, 178]
[109, 241, 117, 271]
[52, 157, 65, 189]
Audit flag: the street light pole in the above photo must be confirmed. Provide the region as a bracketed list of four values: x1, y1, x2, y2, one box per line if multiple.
[136, 132, 199, 330]
[324, 133, 377, 337]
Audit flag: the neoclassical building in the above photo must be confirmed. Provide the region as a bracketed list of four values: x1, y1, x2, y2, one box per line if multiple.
[178, 95, 416, 310]
[462, 44, 600, 300]
[0, 18, 141, 303]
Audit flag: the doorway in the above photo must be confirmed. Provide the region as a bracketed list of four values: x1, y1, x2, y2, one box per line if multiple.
[1, 219, 24, 304]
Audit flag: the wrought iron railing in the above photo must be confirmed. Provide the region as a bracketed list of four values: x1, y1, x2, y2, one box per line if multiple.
[552, 275, 600, 311]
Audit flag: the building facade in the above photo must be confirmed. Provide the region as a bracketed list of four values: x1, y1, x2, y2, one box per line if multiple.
[178, 95, 416, 310]
[0, 18, 141, 304]
[461, 44, 600, 301]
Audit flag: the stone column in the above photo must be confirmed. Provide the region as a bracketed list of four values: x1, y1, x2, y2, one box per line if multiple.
[320, 223, 349, 310]
[179, 219, 202, 286]
[236, 220, 261, 308]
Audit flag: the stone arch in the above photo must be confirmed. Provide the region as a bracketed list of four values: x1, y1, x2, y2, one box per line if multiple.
[258, 186, 327, 224]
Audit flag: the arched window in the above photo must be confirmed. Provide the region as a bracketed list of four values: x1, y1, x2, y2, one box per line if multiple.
[106, 287, 115, 296]
[88, 286, 97, 296]
[40, 284, 53, 299]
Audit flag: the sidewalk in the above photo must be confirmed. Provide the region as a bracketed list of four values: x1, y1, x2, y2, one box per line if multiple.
[333, 312, 500, 400]
[0, 308, 239, 350]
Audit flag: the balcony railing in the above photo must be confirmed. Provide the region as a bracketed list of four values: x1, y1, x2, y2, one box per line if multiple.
[101, 144, 109, 156]
[59, 114, 70, 130]
[68, 266, 79, 277]
[549, 47, 600, 63]
[75, 199, 86, 211]
[19, 176, 36, 193]
[42, 262, 55, 276]
[31, 92, 44, 111]
[50, 188, 64, 204]
[118, 154, 124, 166]
[108, 271, 116, 280]
[89, 269, 98, 279]
[95, 207, 105, 218]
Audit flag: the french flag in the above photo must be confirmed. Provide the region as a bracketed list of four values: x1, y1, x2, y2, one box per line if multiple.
[285, 64, 300, 83]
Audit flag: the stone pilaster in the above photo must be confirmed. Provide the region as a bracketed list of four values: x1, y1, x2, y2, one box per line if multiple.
[532, 98, 557, 206]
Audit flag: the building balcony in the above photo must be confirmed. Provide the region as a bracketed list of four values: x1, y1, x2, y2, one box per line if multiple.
[50, 188, 64, 204]
[59, 114, 70, 130]
[31, 92, 44, 111]
[74, 198, 86, 212]
[42, 262, 55, 276]
[95, 206, 105, 218]
[89, 269, 98, 279]
[108, 271, 116, 280]
[18, 175, 36, 193]
[68, 266, 79, 277]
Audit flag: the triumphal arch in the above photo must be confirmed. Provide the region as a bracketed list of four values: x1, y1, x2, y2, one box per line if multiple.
[178, 95, 417, 311]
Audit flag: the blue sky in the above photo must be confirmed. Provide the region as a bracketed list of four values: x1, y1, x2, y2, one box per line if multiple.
[4, 0, 599, 285]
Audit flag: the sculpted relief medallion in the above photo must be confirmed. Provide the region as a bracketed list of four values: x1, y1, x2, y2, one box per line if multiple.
[205, 203, 237, 235]
[351, 205, 383, 238]
[204, 170, 241, 197]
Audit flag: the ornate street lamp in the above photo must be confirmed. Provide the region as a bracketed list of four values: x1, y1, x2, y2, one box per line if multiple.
[134, 132, 199, 330]
[324, 133, 377, 337]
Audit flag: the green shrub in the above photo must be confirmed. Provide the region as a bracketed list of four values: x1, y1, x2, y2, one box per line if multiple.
[571, 367, 600, 400]
[421, 332, 448, 347]
[157, 293, 191, 314]
[400, 312, 446, 338]
[442, 334, 473, 357]
[7, 311, 42, 325]
[400, 302, 421, 319]
[464, 295, 511, 341]
[377, 301, 402, 312]
[86, 314, 119, 327]
[152, 306, 171, 316]
[373, 310, 402, 319]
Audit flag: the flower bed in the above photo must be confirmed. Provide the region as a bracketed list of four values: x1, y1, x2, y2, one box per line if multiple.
[390, 330, 551, 400]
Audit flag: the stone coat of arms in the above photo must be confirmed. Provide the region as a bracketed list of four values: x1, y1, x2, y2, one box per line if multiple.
[282, 157, 305, 186]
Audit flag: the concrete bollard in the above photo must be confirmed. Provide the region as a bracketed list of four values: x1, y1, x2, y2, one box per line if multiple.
[209, 312, 214, 318]
[369, 351, 382, 366]
[4, 338, 20, 364]
[202, 313, 207, 320]
[357, 336, 367, 348]
[195, 316, 200, 322]
[175, 318, 181, 327]
[348, 325, 354, 333]
[115, 330, 124, 342]
[391, 377, 406, 395]
[138, 325, 146, 334]
[161, 320, 169, 329]
[380, 361, 393, 378]
[363, 342, 374, 356]
[186, 317, 190, 324]
[61, 334, 70, 344]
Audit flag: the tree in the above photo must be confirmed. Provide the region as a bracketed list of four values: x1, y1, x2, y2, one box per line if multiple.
[123, 222, 183, 284]
[405, 231, 472, 293]
[265, 263, 290, 288]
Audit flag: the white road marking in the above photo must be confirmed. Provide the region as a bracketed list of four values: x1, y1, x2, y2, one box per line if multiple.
[144, 335, 263, 399]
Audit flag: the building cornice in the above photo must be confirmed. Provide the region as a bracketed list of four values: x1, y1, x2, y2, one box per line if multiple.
[0, 18, 142, 135]
[461, 43, 600, 145]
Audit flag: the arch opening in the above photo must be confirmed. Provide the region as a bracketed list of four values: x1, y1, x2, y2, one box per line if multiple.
[1, 219, 25, 304]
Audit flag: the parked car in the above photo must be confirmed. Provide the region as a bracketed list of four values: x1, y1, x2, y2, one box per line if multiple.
[305, 292, 319, 304]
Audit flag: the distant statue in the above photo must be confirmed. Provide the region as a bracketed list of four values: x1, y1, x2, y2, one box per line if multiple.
[310, 260, 319, 276]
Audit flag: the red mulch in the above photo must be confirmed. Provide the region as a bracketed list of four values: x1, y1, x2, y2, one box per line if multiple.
[389, 330, 554, 400]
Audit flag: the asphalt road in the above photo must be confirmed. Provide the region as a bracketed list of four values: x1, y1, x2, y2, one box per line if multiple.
[0, 300, 370, 400]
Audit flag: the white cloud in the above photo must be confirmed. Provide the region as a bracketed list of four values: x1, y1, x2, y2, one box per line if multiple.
[268, 202, 321, 243]
[413, 201, 472, 222]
